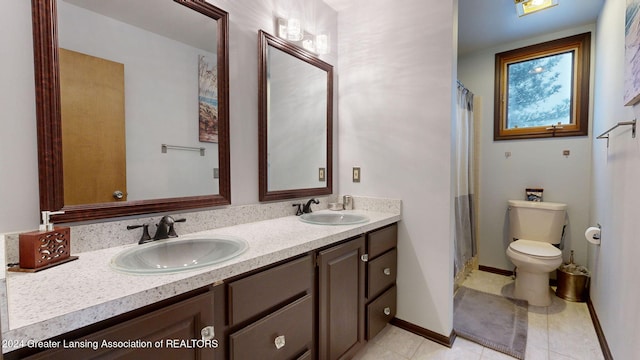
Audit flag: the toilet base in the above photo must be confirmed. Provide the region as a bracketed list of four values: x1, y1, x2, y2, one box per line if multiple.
[514, 270, 554, 306]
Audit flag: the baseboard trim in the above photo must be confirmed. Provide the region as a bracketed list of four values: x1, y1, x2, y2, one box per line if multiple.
[478, 265, 513, 277]
[586, 297, 613, 360]
[478, 265, 558, 286]
[390, 318, 456, 348]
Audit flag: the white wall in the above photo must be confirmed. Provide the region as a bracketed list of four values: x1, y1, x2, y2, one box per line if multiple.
[590, 0, 640, 358]
[0, 0, 337, 233]
[458, 24, 595, 271]
[337, 0, 457, 336]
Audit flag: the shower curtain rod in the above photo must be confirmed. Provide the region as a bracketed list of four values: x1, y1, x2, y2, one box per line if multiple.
[456, 80, 473, 95]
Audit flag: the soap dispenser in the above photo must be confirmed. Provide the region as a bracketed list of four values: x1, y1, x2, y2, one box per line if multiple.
[17, 211, 75, 270]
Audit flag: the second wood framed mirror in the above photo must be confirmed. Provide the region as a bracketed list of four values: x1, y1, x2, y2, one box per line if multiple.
[258, 30, 333, 201]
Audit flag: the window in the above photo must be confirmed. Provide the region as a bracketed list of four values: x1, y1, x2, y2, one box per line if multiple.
[494, 33, 591, 140]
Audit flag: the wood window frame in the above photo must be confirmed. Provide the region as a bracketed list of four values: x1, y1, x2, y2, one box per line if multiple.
[494, 32, 591, 141]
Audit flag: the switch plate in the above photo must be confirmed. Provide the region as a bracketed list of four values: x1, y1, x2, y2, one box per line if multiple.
[319, 167, 326, 182]
[353, 167, 361, 182]
[213, 168, 219, 179]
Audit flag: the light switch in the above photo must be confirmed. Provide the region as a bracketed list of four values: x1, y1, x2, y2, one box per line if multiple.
[319, 168, 326, 182]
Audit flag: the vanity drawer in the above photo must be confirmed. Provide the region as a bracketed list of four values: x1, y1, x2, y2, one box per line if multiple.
[366, 286, 397, 340]
[367, 248, 397, 300]
[228, 254, 313, 325]
[229, 294, 313, 360]
[367, 223, 397, 259]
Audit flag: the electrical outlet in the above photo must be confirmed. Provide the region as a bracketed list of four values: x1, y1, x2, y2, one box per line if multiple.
[213, 168, 219, 179]
[319, 168, 325, 182]
[353, 167, 361, 183]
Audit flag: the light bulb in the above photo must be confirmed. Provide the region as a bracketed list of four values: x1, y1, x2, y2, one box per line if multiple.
[287, 18, 303, 41]
[316, 33, 329, 54]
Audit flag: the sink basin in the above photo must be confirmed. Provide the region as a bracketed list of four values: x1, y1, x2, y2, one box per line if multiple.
[299, 212, 369, 225]
[110, 235, 248, 275]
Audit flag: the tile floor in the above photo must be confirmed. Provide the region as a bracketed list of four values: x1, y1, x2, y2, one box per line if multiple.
[354, 270, 604, 360]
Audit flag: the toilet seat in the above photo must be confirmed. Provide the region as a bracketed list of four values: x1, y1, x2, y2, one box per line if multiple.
[509, 239, 561, 259]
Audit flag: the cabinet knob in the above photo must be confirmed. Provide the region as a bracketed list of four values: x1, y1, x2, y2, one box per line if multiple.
[112, 190, 124, 200]
[274, 335, 286, 350]
[201, 326, 215, 341]
[383, 267, 392, 276]
[384, 307, 391, 316]
[361, 254, 369, 262]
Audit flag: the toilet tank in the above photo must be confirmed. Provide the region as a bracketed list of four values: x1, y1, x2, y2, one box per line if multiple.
[508, 200, 567, 244]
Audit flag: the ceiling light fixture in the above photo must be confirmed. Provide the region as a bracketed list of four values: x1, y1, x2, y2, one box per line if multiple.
[514, 0, 558, 17]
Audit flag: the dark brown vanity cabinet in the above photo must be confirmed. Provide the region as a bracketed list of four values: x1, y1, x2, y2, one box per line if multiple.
[21, 290, 218, 360]
[364, 224, 398, 340]
[317, 235, 366, 360]
[14, 223, 398, 360]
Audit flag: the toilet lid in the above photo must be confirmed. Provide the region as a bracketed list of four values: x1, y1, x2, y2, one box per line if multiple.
[509, 239, 562, 258]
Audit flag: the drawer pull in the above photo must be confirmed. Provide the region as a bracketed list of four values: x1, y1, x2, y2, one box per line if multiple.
[201, 326, 215, 340]
[383, 267, 392, 276]
[274, 335, 286, 350]
[383, 307, 391, 316]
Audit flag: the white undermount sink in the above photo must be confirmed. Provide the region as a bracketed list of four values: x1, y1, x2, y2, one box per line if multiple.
[110, 235, 248, 275]
[299, 212, 369, 225]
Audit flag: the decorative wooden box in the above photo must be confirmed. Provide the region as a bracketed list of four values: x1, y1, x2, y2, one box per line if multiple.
[19, 227, 72, 269]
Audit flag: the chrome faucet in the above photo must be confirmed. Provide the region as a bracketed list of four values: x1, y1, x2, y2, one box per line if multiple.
[302, 198, 319, 214]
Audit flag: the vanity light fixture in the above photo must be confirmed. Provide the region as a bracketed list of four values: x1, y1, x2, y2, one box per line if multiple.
[276, 17, 330, 55]
[315, 33, 330, 55]
[515, 0, 558, 17]
[287, 18, 304, 41]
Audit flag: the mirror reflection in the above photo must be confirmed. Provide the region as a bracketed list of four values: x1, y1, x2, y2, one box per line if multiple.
[33, 0, 230, 222]
[258, 30, 333, 201]
[58, 0, 219, 205]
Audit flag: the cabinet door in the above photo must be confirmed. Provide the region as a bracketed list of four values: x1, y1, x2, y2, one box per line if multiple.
[25, 291, 217, 360]
[318, 236, 365, 360]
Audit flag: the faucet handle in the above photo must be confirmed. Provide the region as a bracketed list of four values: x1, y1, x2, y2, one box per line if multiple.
[168, 218, 186, 237]
[127, 224, 152, 244]
[292, 204, 303, 216]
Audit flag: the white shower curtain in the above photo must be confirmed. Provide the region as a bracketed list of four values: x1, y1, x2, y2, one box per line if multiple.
[454, 81, 476, 280]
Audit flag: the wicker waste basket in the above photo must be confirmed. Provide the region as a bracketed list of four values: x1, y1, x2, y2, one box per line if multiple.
[555, 251, 590, 302]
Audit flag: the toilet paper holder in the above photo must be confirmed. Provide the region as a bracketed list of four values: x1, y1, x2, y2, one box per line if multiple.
[584, 224, 602, 245]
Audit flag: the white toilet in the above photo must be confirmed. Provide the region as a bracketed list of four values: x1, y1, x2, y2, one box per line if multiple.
[506, 200, 567, 306]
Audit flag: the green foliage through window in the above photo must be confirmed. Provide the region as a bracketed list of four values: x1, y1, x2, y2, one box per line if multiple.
[507, 52, 573, 129]
[494, 33, 590, 140]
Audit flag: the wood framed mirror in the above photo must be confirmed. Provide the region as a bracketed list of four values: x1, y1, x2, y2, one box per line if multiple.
[32, 0, 230, 223]
[258, 30, 333, 201]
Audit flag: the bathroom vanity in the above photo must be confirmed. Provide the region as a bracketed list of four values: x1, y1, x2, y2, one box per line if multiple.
[3, 210, 399, 359]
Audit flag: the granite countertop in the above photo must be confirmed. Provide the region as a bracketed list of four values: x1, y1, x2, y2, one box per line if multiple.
[1, 209, 400, 353]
